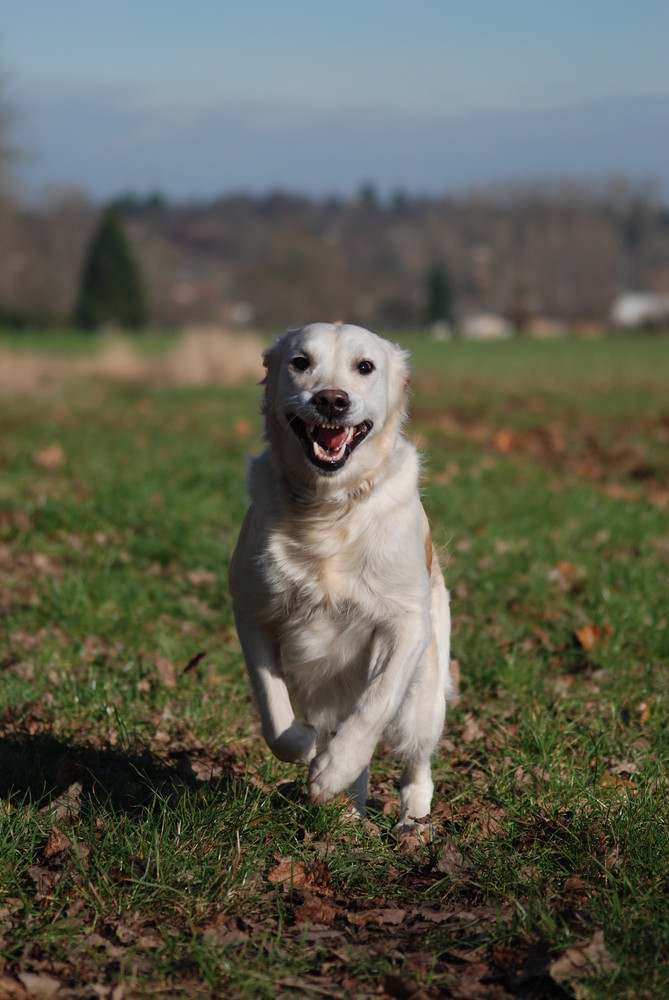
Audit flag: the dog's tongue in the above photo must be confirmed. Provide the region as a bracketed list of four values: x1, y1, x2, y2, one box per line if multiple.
[316, 426, 348, 451]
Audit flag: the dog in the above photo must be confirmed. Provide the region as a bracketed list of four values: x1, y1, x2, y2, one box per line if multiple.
[229, 322, 452, 830]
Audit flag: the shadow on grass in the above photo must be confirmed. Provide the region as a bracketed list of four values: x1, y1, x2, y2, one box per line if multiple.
[0, 731, 241, 814]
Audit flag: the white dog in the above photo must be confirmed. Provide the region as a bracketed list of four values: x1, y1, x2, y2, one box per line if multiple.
[229, 322, 452, 830]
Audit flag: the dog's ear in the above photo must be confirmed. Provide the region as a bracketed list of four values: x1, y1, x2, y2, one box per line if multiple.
[261, 338, 284, 415]
[387, 342, 412, 421]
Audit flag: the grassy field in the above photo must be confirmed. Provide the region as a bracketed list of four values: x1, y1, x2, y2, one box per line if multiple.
[0, 331, 668, 998]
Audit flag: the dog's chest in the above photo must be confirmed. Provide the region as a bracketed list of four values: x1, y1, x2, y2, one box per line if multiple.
[266, 527, 366, 614]
[265, 527, 377, 676]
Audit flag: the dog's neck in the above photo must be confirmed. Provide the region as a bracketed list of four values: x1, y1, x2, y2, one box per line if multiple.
[271, 447, 397, 514]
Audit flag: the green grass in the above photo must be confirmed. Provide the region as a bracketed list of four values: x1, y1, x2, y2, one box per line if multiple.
[0, 327, 178, 356]
[1, 331, 668, 997]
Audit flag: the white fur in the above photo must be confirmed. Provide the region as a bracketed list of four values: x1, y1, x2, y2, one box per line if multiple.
[229, 323, 452, 829]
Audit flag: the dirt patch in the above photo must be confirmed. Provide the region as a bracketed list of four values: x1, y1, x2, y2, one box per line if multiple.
[0, 327, 265, 395]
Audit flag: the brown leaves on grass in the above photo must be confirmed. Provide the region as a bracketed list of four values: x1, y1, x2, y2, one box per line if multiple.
[418, 399, 669, 507]
[32, 442, 67, 470]
[574, 622, 613, 654]
[549, 930, 616, 984]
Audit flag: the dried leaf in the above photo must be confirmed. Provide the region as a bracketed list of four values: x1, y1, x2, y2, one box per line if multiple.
[348, 907, 406, 928]
[461, 712, 484, 743]
[608, 759, 639, 775]
[267, 858, 309, 887]
[154, 655, 176, 688]
[27, 866, 62, 898]
[187, 569, 217, 586]
[435, 840, 465, 874]
[493, 427, 515, 452]
[43, 830, 71, 859]
[574, 622, 612, 653]
[548, 560, 586, 592]
[561, 874, 591, 901]
[233, 417, 253, 437]
[137, 933, 163, 949]
[549, 930, 616, 982]
[33, 443, 66, 470]
[18, 972, 62, 998]
[295, 896, 339, 927]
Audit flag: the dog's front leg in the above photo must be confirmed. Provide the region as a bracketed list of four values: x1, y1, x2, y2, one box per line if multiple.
[235, 616, 317, 764]
[308, 616, 429, 804]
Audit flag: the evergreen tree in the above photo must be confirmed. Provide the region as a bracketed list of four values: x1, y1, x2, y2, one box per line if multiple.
[75, 205, 147, 330]
[423, 263, 454, 327]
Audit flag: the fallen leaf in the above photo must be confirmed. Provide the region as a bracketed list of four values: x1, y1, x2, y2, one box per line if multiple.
[137, 933, 163, 949]
[608, 759, 639, 775]
[493, 427, 515, 452]
[154, 655, 176, 688]
[26, 866, 62, 898]
[605, 846, 623, 872]
[348, 907, 406, 928]
[18, 972, 62, 998]
[86, 932, 109, 949]
[43, 830, 71, 859]
[549, 930, 616, 983]
[115, 923, 138, 945]
[187, 569, 217, 586]
[435, 840, 465, 874]
[561, 874, 591, 901]
[601, 771, 637, 793]
[33, 443, 66, 470]
[0, 976, 28, 998]
[574, 623, 612, 653]
[295, 896, 339, 927]
[461, 713, 484, 743]
[267, 858, 309, 888]
[548, 560, 587, 592]
[233, 417, 253, 437]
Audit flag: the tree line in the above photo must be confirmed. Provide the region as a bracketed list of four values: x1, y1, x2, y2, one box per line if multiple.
[0, 179, 667, 332]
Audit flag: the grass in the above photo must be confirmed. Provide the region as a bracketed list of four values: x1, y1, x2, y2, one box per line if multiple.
[0, 330, 668, 997]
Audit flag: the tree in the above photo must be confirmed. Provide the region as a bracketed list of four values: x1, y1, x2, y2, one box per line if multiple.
[75, 204, 147, 330]
[423, 263, 454, 327]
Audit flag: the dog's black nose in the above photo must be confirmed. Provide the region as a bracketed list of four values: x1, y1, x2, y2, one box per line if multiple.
[312, 388, 350, 419]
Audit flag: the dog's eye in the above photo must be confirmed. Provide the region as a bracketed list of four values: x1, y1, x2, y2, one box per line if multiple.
[357, 359, 375, 375]
[291, 356, 310, 372]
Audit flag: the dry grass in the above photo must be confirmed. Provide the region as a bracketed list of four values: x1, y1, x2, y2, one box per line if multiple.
[0, 327, 265, 395]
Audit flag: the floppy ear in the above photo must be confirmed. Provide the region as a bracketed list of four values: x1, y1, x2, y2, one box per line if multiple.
[387, 342, 412, 423]
[261, 338, 284, 416]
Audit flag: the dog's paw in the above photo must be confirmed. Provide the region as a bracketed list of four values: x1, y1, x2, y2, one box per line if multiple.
[269, 720, 317, 764]
[307, 750, 348, 805]
[392, 817, 434, 839]
[307, 749, 367, 805]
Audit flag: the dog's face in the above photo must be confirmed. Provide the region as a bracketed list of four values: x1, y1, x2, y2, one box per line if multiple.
[263, 323, 410, 487]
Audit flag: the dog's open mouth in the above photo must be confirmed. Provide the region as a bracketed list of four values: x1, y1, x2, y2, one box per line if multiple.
[287, 415, 373, 472]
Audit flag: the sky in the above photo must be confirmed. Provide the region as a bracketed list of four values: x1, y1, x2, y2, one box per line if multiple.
[2, 0, 668, 202]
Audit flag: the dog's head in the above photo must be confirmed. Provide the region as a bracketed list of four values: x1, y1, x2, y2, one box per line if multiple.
[262, 323, 411, 494]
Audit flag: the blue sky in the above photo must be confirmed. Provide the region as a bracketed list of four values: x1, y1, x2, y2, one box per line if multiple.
[3, 0, 668, 200]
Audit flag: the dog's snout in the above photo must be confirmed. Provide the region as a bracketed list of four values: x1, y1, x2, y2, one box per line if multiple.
[312, 388, 350, 418]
